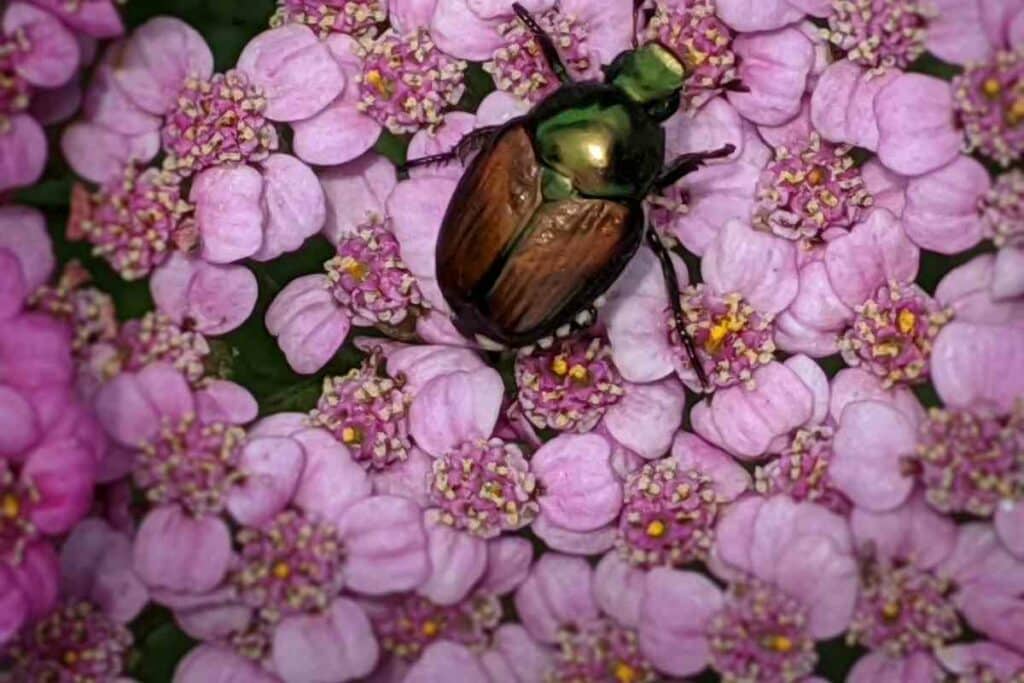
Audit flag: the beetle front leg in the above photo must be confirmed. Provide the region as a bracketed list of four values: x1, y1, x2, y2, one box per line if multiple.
[400, 125, 503, 172]
[654, 144, 736, 190]
[645, 228, 710, 390]
[512, 2, 573, 85]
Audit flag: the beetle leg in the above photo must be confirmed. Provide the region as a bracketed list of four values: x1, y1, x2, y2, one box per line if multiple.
[400, 125, 502, 171]
[645, 228, 710, 390]
[512, 2, 573, 85]
[653, 143, 736, 190]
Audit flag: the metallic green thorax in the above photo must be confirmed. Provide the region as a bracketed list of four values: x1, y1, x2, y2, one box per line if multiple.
[529, 44, 685, 202]
[610, 44, 686, 108]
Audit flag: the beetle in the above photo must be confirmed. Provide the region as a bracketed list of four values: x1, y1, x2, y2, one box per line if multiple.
[404, 3, 734, 387]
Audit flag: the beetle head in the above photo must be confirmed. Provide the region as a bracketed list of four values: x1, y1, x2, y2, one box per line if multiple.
[605, 43, 685, 121]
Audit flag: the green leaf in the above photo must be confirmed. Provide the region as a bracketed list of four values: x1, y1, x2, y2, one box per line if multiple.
[14, 178, 72, 208]
[129, 612, 196, 683]
[374, 130, 410, 167]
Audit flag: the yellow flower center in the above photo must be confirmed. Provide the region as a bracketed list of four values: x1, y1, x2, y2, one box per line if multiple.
[1006, 97, 1024, 127]
[645, 519, 667, 538]
[340, 256, 369, 282]
[881, 600, 902, 621]
[550, 356, 569, 376]
[63, 650, 80, 666]
[365, 69, 394, 98]
[421, 619, 441, 638]
[705, 308, 746, 354]
[982, 77, 1002, 98]
[897, 309, 917, 335]
[568, 364, 589, 383]
[766, 635, 794, 653]
[614, 662, 638, 683]
[806, 165, 826, 186]
[1, 493, 20, 519]
[272, 561, 292, 580]
[341, 425, 362, 445]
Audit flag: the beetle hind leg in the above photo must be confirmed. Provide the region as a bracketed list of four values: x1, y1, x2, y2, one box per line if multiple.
[653, 144, 736, 190]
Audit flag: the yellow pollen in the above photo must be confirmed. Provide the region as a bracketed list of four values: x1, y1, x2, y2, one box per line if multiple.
[365, 69, 393, 98]
[806, 166, 826, 186]
[767, 635, 794, 653]
[63, 651, 79, 666]
[614, 662, 638, 683]
[341, 426, 362, 445]
[568, 364, 589, 383]
[874, 341, 901, 358]
[881, 600, 901, 621]
[897, 309, 917, 335]
[1007, 97, 1024, 126]
[341, 257, 369, 282]
[272, 561, 292, 580]
[982, 77, 1002, 98]
[1, 493, 20, 519]
[421, 619, 441, 638]
[645, 519, 667, 538]
[550, 356, 569, 376]
[705, 322, 730, 353]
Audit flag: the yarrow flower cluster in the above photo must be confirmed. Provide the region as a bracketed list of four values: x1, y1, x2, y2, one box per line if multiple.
[2, 0, 1024, 681]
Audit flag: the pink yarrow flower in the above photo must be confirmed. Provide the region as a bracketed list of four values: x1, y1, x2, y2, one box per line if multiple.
[605, 219, 798, 393]
[4, 517, 147, 681]
[270, 0, 387, 38]
[638, 495, 856, 680]
[0, 2, 81, 192]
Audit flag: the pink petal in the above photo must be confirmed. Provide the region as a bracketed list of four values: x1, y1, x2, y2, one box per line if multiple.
[407, 111, 477, 180]
[850, 651, 941, 683]
[593, 553, 646, 628]
[429, 0, 505, 61]
[954, 588, 1024, 655]
[810, 60, 899, 150]
[0, 565, 28, 645]
[94, 364, 195, 446]
[0, 386, 38, 455]
[175, 645, 279, 683]
[319, 153, 397, 243]
[530, 515, 617, 555]
[409, 368, 504, 456]
[603, 379, 685, 459]
[861, 159, 908, 215]
[272, 598, 379, 683]
[405, 641, 488, 683]
[533, 434, 622, 532]
[251, 154, 325, 261]
[22, 438, 96, 533]
[995, 501, 1024, 559]
[638, 567, 722, 676]
[514, 554, 599, 643]
[4, 2, 79, 87]
[0, 312, 73, 390]
[480, 624, 553, 683]
[831, 401, 916, 511]
[0, 205, 53, 292]
[604, 293, 675, 383]
[875, 74, 960, 176]
[387, 176, 459, 308]
[784, 354, 830, 426]
[336, 495, 430, 595]
[728, 27, 815, 125]
[191, 165, 265, 264]
[828, 367, 924, 425]
[0, 114, 46, 192]
[934, 253, 1024, 324]
[931, 321, 1024, 414]
[939, 523, 1024, 594]
[478, 537, 533, 596]
[114, 17, 213, 114]
[227, 436, 305, 526]
[474, 90, 531, 126]
[59, 518, 146, 623]
[715, 0, 805, 31]
[21, 0, 123, 39]
[903, 155, 989, 253]
[702, 219, 798, 314]
[993, 247, 1024, 300]
[133, 505, 231, 593]
[774, 260, 852, 356]
[937, 642, 1024, 679]
[292, 96, 380, 166]
[291, 428, 372, 520]
[60, 121, 158, 184]
[8, 541, 58, 620]
[706, 362, 815, 459]
[150, 254, 257, 336]
[417, 521, 487, 605]
[382, 343, 486, 394]
[851, 494, 957, 569]
[824, 208, 919, 308]
[82, 50, 162, 134]
[672, 432, 752, 501]
[237, 25, 345, 122]
[928, 0, 996, 65]
[0, 250, 26, 321]
[265, 274, 350, 375]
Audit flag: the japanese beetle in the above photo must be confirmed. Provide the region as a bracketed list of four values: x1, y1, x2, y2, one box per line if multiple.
[406, 3, 733, 387]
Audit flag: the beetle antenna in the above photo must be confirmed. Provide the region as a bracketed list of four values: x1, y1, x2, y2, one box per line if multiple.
[645, 228, 710, 390]
[512, 2, 572, 84]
